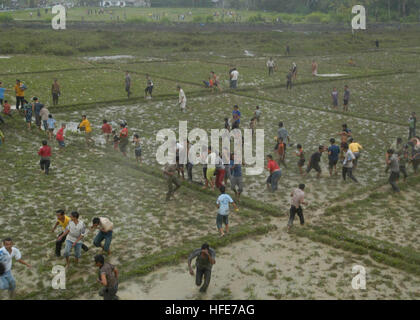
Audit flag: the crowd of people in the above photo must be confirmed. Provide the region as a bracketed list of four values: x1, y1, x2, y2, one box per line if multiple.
[0, 59, 419, 297]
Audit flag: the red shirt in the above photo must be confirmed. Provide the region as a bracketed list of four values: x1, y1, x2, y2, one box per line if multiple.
[267, 160, 280, 173]
[120, 127, 128, 138]
[56, 128, 64, 141]
[102, 123, 112, 134]
[38, 145, 52, 158]
[3, 103, 11, 115]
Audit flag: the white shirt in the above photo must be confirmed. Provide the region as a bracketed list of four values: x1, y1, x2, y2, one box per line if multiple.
[179, 89, 186, 104]
[99, 217, 113, 232]
[65, 220, 86, 243]
[231, 70, 239, 81]
[0, 247, 22, 272]
[267, 60, 275, 68]
[291, 189, 305, 207]
[343, 150, 355, 168]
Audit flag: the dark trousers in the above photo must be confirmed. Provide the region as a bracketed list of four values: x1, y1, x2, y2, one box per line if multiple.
[16, 96, 24, 110]
[166, 176, 180, 200]
[400, 165, 408, 179]
[186, 162, 193, 181]
[342, 167, 358, 182]
[286, 80, 292, 89]
[389, 171, 400, 192]
[288, 205, 304, 227]
[56, 233, 88, 256]
[408, 128, 416, 140]
[0, 114, 4, 124]
[196, 266, 211, 292]
[52, 93, 59, 106]
[99, 284, 118, 300]
[40, 159, 50, 174]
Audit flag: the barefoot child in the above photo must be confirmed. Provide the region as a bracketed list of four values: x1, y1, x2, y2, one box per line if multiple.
[216, 186, 239, 237]
[47, 114, 56, 140]
[56, 123, 66, 151]
[132, 134, 142, 164]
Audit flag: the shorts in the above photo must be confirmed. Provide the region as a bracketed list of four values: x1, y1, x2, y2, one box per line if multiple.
[43, 120, 48, 130]
[119, 141, 128, 153]
[35, 114, 41, 126]
[48, 128, 54, 132]
[230, 176, 243, 193]
[298, 159, 305, 167]
[206, 167, 216, 181]
[135, 147, 142, 157]
[216, 214, 229, 229]
[57, 140, 65, 148]
[343, 99, 349, 106]
[25, 116, 32, 123]
[328, 158, 338, 168]
[145, 86, 153, 94]
[306, 163, 321, 173]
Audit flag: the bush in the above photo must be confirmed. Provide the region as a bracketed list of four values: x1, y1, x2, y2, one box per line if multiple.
[248, 14, 265, 24]
[0, 13, 14, 23]
[305, 12, 327, 24]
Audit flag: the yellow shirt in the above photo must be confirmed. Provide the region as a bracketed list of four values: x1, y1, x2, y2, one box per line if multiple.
[349, 142, 362, 153]
[14, 83, 24, 97]
[58, 215, 70, 230]
[79, 119, 92, 133]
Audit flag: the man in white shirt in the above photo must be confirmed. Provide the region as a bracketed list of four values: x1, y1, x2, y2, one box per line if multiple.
[91, 217, 114, 255]
[58, 211, 86, 267]
[266, 57, 276, 76]
[287, 184, 306, 231]
[342, 144, 358, 183]
[230, 68, 239, 89]
[177, 85, 187, 112]
[0, 238, 31, 298]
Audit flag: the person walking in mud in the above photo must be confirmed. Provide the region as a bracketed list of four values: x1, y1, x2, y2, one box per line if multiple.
[287, 184, 306, 232]
[164, 157, 181, 201]
[94, 254, 119, 300]
[118, 122, 129, 157]
[188, 243, 216, 293]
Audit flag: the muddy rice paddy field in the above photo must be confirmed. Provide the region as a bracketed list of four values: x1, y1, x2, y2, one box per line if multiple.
[0, 35, 419, 299]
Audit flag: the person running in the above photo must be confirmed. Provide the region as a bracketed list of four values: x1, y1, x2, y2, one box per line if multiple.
[408, 112, 417, 140]
[23, 100, 32, 130]
[266, 57, 276, 76]
[118, 123, 129, 156]
[14, 80, 25, 111]
[286, 70, 292, 90]
[230, 153, 243, 201]
[188, 243, 216, 293]
[287, 184, 306, 232]
[94, 254, 119, 300]
[132, 134, 142, 164]
[59, 211, 87, 267]
[386, 149, 400, 192]
[0, 238, 31, 299]
[215, 153, 225, 189]
[348, 138, 363, 170]
[38, 140, 51, 175]
[275, 137, 287, 168]
[78, 115, 94, 146]
[266, 154, 282, 192]
[343, 85, 350, 112]
[164, 158, 181, 201]
[331, 87, 338, 109]
[305, 146, 324, 179]
[177, 85, 187, 112]
[145, 74, 154, 99]
[338, 124, 352, 159]
[91, 217, 114, 255]
[216, 186, 239, 237]
[51, 79, 61, 106]
[328, 138, 340, 176]
[52, 209, 88, 257]
[125, 71, 131, 98]
[32, 97, 44, 131]
[312, 60, 318, 76]
[56, 123, 66, 151]
[277, 122, 290, 149]
[101, 120, 112, 145]
[230, 68, 239, 89]
[296, 144, 305, 176]
[47, 114, 56, 140]
[342, 143, 358, 183]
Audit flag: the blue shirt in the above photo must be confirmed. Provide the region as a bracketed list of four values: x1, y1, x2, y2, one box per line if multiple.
[328, 145, 340, 161]
[217, 194, 234, 216]
[230, 160, 242, 177]
[0, 88, 5, 99]
[232, 110, 241, 123]
[34, 102, 44, 115]
[47, 118, 56, 129]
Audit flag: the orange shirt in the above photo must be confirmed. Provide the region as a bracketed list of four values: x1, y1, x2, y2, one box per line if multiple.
[14, 83, 24, 97]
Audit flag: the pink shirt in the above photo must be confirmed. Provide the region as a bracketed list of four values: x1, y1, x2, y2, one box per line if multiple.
[291, 188, 304, 207]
